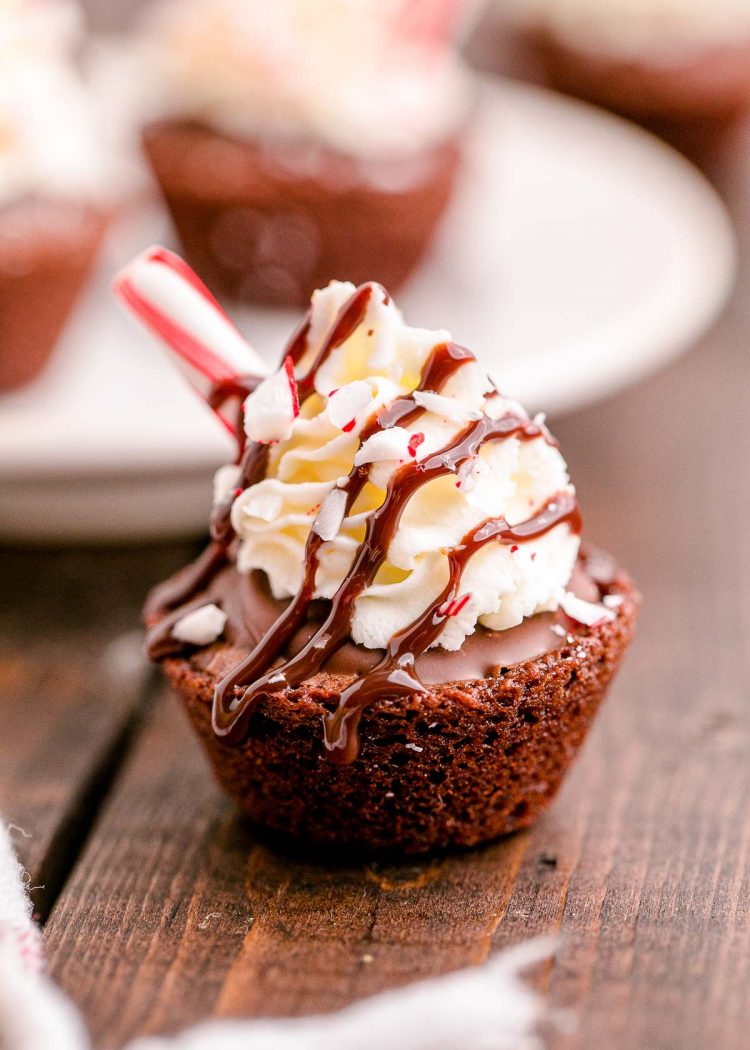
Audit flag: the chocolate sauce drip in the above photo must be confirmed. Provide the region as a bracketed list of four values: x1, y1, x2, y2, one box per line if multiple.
[210, 340, 479, 733]
[145, 284, 381, 633]
[212, 409, 556, 747]
[145, 597, 218, 659]
[208, 375, 261, 455]
[323, 491, 582, 764]
[144, 541, 227, 623]
[210, 441, 269, 547]
[144, 429, 269, 631]
[296, 283, 379, 401]
[284, 315, 312, 367]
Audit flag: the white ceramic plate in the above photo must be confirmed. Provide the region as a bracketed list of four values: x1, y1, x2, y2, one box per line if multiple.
[0, 78, 735, 541]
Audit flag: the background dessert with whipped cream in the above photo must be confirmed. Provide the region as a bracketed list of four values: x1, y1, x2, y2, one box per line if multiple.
[137, 0, 473, 306]
[0, 0, 119, 391]
[116, 248, 638, 853]
[482, 0, 750, 124]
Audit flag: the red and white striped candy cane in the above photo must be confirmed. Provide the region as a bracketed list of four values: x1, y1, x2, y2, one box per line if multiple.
[113, 246, 268, 433]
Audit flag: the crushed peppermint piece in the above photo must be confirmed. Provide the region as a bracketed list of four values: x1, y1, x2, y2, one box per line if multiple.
[408, 431, 425, 457]
[405, 743, 424, 753]
[551, 624, 567, 637]
[439, 594, 471, 618]
[172, 604, 227, 647]
[243, 357, 299, 443]
[510, 545, 519, 553]
[561, 592, 616, 627]
[312, 488, 348, 541]
[354, 426, 411, 466]
[283, 355, 300, 416]
[413, 389, 482, 422]
[328, 380, 372, 431]
[603, 594, 624, 609]
[457, 454, 489, 493]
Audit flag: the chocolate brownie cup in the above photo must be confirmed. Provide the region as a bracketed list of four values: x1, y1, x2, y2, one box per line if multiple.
[151, 553, 637, 855]
[118, 253, 639, 855]
[142, 122, 462, 307]
[530, 31, 750, 123]
[497, 0, 750, 123]
[138, 0, 472, 306]
[0, 0, 115, 391]
[0, 201, 107, 391]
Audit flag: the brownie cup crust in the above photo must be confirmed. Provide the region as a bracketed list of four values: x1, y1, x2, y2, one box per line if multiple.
[159, 562, 639, 855]
[142, 120, 462, 307]
[0, 202, 108, 391]
[531, 31, 750, 122]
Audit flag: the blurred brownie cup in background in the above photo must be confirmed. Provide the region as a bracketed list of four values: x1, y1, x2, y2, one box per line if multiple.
[0, 0, 114, 392]
[494, 0, 750, 124]
[139, 0, 474, 306]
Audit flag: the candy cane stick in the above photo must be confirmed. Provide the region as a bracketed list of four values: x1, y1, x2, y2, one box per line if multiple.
[113, 246, 268, 432]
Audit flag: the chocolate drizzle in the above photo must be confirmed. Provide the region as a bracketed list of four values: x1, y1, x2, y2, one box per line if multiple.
[211, 407, 567, 753]
[296, 282, 381, 400]
[207, 374, 260, 455]
[145, 283, 382, 631]
[144, 541, 227, 623]
[208, 338, 475, 737]
[322, 492, 581, 763]
[144, 283, 583, 764]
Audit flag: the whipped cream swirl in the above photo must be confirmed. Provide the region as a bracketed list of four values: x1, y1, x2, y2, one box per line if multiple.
[140, 0, 471, 160]
[0, 0, 120, 206]
[220, 281, 580, 654]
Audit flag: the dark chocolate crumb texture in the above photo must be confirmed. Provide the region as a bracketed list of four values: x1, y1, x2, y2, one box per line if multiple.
[115, 247, 639, 853]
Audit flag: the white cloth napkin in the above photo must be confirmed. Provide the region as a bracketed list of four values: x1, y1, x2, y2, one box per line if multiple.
[0, 821, 547, 1050]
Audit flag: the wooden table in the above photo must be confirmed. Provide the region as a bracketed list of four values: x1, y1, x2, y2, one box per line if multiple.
[2, 119, 750, 1050]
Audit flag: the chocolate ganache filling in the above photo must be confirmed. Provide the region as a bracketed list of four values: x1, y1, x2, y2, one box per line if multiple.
[145, 282, 591, 764]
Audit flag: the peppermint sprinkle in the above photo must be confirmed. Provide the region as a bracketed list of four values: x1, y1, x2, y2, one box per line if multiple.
[312, 488, 348, 542]
[172, 604, 227, 647]
[408, 432, 425, 457]
[560, 592, 616, 628]
[439, 594, 471, 618]
[283, 355, 300, 418]
[328, 379, 372, 431]
[405, 743, 424, 753]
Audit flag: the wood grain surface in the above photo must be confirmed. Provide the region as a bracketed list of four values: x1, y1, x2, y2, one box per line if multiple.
[4, 100, 750, 1050]
[0, 545, 193, 918]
